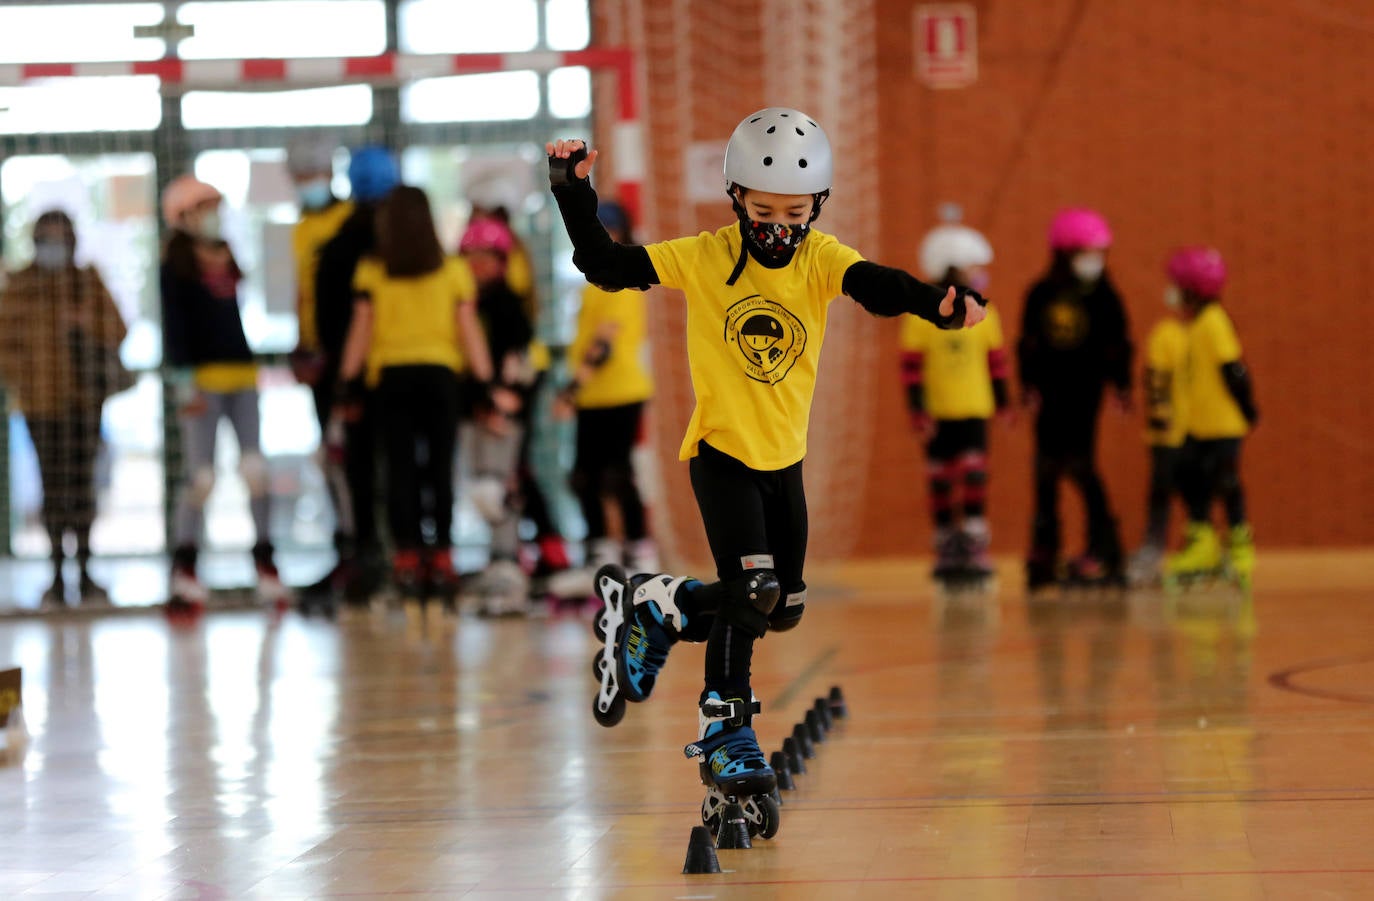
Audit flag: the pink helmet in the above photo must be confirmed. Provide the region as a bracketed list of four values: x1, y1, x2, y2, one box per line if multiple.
[458, 216, 514, 256]
[162, 175, 222, 227]
[1047, 208, 1113, 251]
[1166, 246, 1227, 299]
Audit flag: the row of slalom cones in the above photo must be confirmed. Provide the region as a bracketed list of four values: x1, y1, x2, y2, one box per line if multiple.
[683, 685, 849, 873]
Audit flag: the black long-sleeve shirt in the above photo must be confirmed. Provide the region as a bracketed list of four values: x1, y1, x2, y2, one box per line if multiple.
[1017, 273, 1133, 402]
[549, 175, 967, 327]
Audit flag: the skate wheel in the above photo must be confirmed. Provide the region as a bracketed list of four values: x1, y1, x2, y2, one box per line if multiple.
[591, 650, 612, 682]
[592, 612, 609, 642]
[591, 692, 625, 727]
[747, 793, 781, 840]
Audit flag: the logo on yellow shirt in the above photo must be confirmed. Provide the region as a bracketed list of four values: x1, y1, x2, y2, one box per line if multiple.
[723, 295, 807, 384]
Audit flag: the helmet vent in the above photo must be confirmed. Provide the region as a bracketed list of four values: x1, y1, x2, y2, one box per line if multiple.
[780, 112, 789, 117]
[798, 159, 808, 168]
[795, 127, 804, 136]
[766, 125, 776, 134]
[807, 119, 817, 127]
[763, 156, 774, 166]
[749, 116, 762, 123]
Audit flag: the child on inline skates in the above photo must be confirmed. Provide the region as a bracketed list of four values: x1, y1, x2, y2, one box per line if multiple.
[1126, 276, 1190, 586]
[1162, 247, 1259, 589]
[899, 215, 1011, 589]
[548, 108, 985, 836]
[1017, 209, 1133, 591]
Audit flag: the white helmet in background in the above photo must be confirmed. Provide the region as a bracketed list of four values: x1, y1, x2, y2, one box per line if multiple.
[723, 107, 833, 196]
[918, 223, 994, 280]
[286, 134, 336, 178]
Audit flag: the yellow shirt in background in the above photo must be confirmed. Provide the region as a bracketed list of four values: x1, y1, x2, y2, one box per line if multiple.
[1144, 317, 1189, 447]
[353, 256, 476, 386]
[569, 284, 653, 409]
[646, 226, 863, 470]
[292, 200, 354, 349]
[1185, 302, 1249, 439]
[898, 303, 1004, 420]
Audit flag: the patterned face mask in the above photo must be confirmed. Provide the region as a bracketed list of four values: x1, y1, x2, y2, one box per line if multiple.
[741, 218, 810, 262]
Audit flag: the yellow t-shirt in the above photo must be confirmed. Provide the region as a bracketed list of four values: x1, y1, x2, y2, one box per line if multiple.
[646, 226, 864, 470]
[1144, 317, 1189, 448]
[569, 284, 654, 409]
[352, 256, 476, 386]
[897, 303, 1004, 420]
[292, 200, 354, 349]
[1185, 303, 1249, 440]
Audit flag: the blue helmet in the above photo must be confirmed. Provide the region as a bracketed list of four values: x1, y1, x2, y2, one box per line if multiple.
[596, 200, 630, 236]
[348, 145, 399, 203]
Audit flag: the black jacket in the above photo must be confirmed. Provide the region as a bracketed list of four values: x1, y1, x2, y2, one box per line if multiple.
[1017, 271, 1132, 404]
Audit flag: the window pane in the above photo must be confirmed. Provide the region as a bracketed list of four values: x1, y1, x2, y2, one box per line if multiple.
[546, 0, 589, 51]
[181, 85, 373, 129]
[548, 67, 590, 119]
[401, 72, 540, 123]
[177, 1, 386, 59]
[0, 77, 161, 134]
[0, 3, 166, 63]
[399, 0, 538, 53]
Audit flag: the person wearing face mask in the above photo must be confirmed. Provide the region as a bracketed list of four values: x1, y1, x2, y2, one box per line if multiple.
[0, 210, 128, 608]
[1017, 208, 1132, 592]
[898, 215, 1011, 591]
[283, 134, 355, 605]
[547, 108, 986, 827]
[160, 175, 290, 615]
[1125, 274, 1190, 587]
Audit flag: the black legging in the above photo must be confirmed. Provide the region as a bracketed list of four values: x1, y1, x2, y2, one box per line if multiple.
[686, 441, 808, 699]
[1142, 445, 1184, 547]
[375, 365, 459, 550]
[1030, 394, 1121, 564]
[1180, 437, 1246, 527]
[572, 402, 648, 542]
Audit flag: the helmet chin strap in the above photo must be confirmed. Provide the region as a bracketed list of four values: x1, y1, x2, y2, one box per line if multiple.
[724, 186, 830, 286]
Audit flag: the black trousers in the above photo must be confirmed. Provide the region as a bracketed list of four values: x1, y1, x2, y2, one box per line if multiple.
[375, 366, 459, 551]
[28, 409, 103, 557]
[1143, 445, 1185, 547]
[573, 402, 648, 542]
[1030, 396, 1120, 563]
[1180, 437, 1246, 527]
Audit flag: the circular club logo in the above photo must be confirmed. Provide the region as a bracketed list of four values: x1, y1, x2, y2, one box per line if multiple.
[723, 295, 807, 384]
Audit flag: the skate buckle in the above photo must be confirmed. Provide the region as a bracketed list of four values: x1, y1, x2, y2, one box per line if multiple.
[684, 741, 706, 760]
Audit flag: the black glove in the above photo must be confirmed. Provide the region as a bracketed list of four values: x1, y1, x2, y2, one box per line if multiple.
[548, 145, 589, 188]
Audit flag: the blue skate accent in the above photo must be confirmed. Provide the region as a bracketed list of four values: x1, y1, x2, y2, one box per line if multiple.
[615, 575, 684, 702]
[684, 694, 774, 796]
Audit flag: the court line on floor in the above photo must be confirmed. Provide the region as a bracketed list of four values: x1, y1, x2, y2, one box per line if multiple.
[1268, 654, 1374, 705]
[768, 644, 839, 713]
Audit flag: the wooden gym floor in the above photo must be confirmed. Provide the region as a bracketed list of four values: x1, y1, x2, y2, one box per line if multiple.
[1, 549, 1372, 899]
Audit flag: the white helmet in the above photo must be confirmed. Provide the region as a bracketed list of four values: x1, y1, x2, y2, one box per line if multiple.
[918, 224, 994, 280]
[286, 134, 336, 178]
[723, 107, 833, 196]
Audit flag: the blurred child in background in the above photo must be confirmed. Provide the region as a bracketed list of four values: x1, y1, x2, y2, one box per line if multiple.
[1017, 208, 1132, 590]
[554, 200, 657, 578]
[338, 186, 495, 602]
[1126, 274, 1190, 586]
[1163, 247, 1259, 588]
[898, 214, 1010, 585]
[160, 176, 289, 611]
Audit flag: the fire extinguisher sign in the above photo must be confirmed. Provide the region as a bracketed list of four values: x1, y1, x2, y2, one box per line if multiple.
[915, 4, 978, 89]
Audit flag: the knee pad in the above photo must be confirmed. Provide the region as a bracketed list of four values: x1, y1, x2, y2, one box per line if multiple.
[469, 476, 508, 523]
[239, 453, 269, 496]
[188, 467, 216, 506]
[717, 568, 780, 639]
[768, 586, 806, 634]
